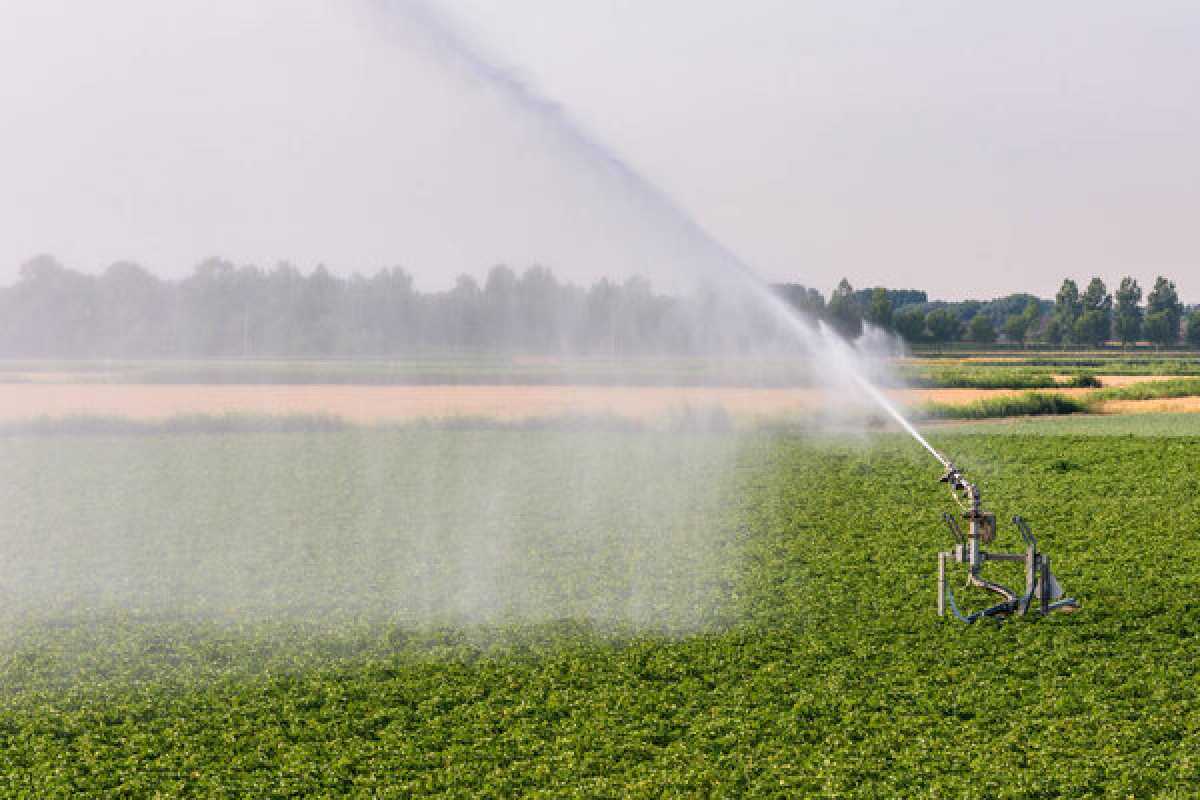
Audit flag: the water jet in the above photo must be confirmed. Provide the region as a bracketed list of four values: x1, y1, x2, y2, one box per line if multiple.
[381, 0, 1082, 624]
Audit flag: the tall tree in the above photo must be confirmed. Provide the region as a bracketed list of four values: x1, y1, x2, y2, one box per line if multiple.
[1186, 309, 1200, 348]
[1073, 311, 1110, 347]
[1082, 277, 1112, 313]
[1143, 312, 1174, 348]
[966, 313, 996, 344]
[1145, 276, 1183, 346]
[97, 261, 167, 356]
[864, 287, 894, 331]
[775, 284, 826, 322]
[1042, 315, 1066, 346]
[1113, 277, 1143, 347]
[925, 308, 963, 344]
[1002, 300, 1040, 347]
[1054, 278, 1083, 343]
[892, 307, 926, 344]
[1076, 277, 1113, 346]
[826, 278, 864, 339]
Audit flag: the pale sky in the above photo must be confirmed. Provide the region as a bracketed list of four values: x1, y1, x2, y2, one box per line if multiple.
[1, 0, 1197, 300]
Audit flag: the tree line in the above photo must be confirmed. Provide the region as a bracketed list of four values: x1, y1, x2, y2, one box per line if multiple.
[775, 276, 1199, 348]
[0, 256, 791, 358]
[1, 255, 1196, 357]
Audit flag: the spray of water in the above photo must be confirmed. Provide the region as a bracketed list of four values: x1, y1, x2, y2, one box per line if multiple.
[851, 373, 950, 467]
[0, 3, 954, 661]
[374, 0, 944, 462]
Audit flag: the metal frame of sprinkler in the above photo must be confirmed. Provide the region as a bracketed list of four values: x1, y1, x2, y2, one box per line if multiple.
[935, 463, 1079, 623]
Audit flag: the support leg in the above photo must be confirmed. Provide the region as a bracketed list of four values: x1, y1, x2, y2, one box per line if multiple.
[1019, 547, 1036, 615]
[1040, 556, 1050, 616]
[938, 552, 946, 617]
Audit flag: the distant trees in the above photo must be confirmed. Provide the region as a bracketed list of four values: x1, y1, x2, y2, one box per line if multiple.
[784, 273, 1195, 350]
[1082, 277, 1112, 316]
[1114, 278, 1144, 346]
[0, 258, 724, 358]
[1143, 313, 1173, 348]
[1042, 315, 1066, 346]
[774, 284, 825, 320]
[774, 282, 938, 342]
[893, 307, 927, 343]
[1073, 277, 1112, 346]
[925, 308, 963, 344]
[0, 258, 1193, 355]
[826, 279, 864, 339]
[864, 288, 894, 331]
[1054, 279, 1083, 337]
[966, 313, 996, 344]
[1144, 276, 1184, 347]
[1002, 301, 1040, 348]
[1187, 310, 1200, 348]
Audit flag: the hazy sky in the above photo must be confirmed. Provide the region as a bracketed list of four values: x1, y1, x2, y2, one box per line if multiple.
[1, 0, 1197, 299]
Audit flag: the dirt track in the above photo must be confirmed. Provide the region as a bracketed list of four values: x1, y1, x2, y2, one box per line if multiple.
[1100, 397, 1200, 414]
[0, 383, 1053, 424]
[1, 374, 1189, 424]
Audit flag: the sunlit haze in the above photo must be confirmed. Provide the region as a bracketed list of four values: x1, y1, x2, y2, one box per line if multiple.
[2, 0, 1197, 299]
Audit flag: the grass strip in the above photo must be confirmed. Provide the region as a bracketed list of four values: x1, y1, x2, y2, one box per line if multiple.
[919, 377, 1200, 420]
[1091, 377, 1200, 403]
[916, 391, 1092, 420]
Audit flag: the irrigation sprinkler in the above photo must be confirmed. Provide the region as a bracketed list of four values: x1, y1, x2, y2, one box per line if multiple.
[831, 352, 1077, 622]
[935, 463, 1079, 623]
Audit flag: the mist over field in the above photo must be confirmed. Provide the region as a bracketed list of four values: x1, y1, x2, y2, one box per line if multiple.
[0, 431, 743, 635]
[3, 1, 1200, 795]
[0, 0, 889, 641]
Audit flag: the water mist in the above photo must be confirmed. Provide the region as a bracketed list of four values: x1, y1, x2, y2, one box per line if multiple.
[373, 0, 928, 441]
[0, 2, 945, 671]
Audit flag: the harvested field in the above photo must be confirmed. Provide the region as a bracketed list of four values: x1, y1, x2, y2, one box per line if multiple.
[1100, 397, 1200, 414]
[0, 383, 1064, 424]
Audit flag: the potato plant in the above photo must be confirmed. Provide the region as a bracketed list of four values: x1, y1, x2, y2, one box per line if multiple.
[0, 428, 1196, 797]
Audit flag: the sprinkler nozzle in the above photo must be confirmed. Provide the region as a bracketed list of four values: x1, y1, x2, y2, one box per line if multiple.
[939, 464, 967, 492]
[939, 463, 981, 515]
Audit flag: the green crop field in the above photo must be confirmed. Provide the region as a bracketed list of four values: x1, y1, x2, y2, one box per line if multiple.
[1, 425, 1197, 797]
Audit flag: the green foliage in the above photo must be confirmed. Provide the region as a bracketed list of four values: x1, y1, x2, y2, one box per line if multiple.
[864, 287, 894, 331]
[0, 432, 1198, 795]
[965, 313, 996, 344]
[924, 308, 963, 344]
[775, 283, 826, 319]
[1068, 372, 1102, 388]
[1188, 310, 1200, 348]
[1002, 313, 1028, 345]
[1073, 309, 1111, 347]
[901, 366, 1062, 389]
[916, 376, 1200, 419]
[1092, 377, 1200, 403]
[1041, 315, 1066, 345]
[917, 391, 1091, 420]
[1143, 311, 1177, 348]
[939, 412, 1200, 436]
[827, 278, 864, 339]
[928, 355, 1200, 375]
[1146, 276, 1184, 346]
[1002, 300, 1040, 346]
[1081, 277, 1112, 314]
[893, 307, 927, 343]
[1055, 278, 1083, 328]
[1114, 277, 1143, 346]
